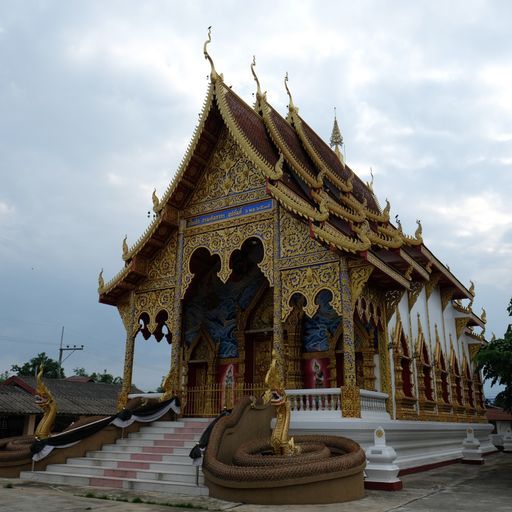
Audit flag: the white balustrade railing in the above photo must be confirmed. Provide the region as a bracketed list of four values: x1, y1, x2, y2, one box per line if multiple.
[287, 388, 341, 413]
[359, 389, 390, 419]
[286, 387, 390, 419]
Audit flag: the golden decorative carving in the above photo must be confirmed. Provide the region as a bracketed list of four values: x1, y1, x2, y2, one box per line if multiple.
[146, 232, 178, 285]
[355, 287, 385, 328]
[117, 300, 135, 336]
[384, 289, 405, 323]
[310, 221, 371, 254]
[182, 216, 274, 296]
[441, 288, 454, 311]
[135, 288, 175, 334]
[267, 182, 328, 222]
[279, 209, 328, 259]
[190, 129, 265, 206]
[481, 307, 487, 324]
[404, 265, 414, 281]
[408, 281, 423, 311]
[468, 343, 481, 361]
[455, 317, 469, 340]
[311, 189, 364, 224]
[281, 261, 342, 320]
[341, 385, 361, 418]
[425, 273, 441, 299]
[348, 263, 374, 309]
[34, 365, 57, 440]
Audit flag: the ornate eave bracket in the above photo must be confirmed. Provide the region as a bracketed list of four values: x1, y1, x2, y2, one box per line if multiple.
[348, 262, 374, 310]
[455, 317, 469, 340]
[408, 281, 424, 311]
[384, 289, 406, 324]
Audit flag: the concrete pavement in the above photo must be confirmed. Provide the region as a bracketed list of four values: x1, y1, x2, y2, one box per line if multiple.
[0, 453, 510, 511]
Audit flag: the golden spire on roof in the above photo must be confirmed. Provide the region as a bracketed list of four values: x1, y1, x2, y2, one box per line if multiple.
[330, 107, 345, 166]
[204, 26, 220, 83]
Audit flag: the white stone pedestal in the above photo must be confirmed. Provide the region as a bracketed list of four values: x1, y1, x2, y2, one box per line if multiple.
[365, 426, 402, 491]
[461, 427, 484, 464]
[503, 429, 512, 453]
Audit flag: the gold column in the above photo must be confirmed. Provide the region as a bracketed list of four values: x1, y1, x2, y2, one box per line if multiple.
[117, 291, 136, 410]
[272, 206, 285, 382]
[170, 218, 186, 401]
[340, 258, 360, 418]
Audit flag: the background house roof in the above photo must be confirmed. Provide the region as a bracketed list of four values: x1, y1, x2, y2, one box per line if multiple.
[1, 376, 142, 416]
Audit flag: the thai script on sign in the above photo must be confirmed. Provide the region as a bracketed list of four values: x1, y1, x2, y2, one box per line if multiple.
[187, 199, 273, 227]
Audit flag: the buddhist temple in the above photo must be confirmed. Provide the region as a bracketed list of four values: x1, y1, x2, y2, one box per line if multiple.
[97, 32, 491, 459]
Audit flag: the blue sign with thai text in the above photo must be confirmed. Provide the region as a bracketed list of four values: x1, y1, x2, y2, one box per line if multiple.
[187, 199, 273, 227]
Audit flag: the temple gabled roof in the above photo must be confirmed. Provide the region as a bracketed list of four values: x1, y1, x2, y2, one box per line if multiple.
[98, 44, 476, 307]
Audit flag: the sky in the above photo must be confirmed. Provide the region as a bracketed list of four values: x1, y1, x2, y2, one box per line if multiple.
[0, 1, 511, 395]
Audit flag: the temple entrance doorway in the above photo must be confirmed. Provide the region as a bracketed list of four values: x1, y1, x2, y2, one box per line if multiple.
[244, 331, 272, 386]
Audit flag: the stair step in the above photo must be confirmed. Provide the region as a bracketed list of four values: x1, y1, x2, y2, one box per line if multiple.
[21, 417, 211, 495]
[45, 464, 204, 484]
[67, 457, 197, 473]
[20, 470, 208, 495]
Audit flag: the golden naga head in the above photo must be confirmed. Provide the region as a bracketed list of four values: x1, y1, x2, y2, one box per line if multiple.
[263, 350, 286, 406]
[34, 365, 54, 411]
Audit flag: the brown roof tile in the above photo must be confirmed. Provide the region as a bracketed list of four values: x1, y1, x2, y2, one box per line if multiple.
[224, 88, 278, 167]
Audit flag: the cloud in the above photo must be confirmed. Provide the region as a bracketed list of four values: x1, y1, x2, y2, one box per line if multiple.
[1, 0, 511, 391]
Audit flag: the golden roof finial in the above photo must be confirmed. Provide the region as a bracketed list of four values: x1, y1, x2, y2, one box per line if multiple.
[284, 72, 297, 115]
[251, 55, 264, 102]
[203, 26, 220, 83]
[415, 219, 423, 239]
[330, 107, 345, 166]
[98, 269, 104, 292]
[367, 167, 374, 192]
[481, 307, 487, 324]
[152, 188, 160, 213]
[383, 198, 391, 216]
[491, 332, 496, 341]
[122, 235, 129, 258]
[395, 214, 403, 233]
[468, 280, 475, 308]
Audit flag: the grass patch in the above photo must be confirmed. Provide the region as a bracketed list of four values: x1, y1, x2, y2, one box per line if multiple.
[81, 491, 213, 510]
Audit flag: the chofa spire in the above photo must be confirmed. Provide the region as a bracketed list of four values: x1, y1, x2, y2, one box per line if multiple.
[330, 107, 344, 166]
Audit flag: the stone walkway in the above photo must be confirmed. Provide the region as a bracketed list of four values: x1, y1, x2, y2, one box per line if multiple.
[0, 453, 511, 511]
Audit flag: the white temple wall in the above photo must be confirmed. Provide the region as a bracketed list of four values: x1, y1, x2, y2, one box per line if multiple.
[443, 302, 459, 359]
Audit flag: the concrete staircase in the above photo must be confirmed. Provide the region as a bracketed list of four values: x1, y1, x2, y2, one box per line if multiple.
[20, 418, 210, 495]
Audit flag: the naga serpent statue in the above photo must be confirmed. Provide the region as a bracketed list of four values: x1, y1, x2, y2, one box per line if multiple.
[262, 351, 301, 456]
[202, 348, 366, 504]
[34, 365, 57, 440]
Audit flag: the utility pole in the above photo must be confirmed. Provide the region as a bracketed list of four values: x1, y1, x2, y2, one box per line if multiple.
[57, 326, 84, 378]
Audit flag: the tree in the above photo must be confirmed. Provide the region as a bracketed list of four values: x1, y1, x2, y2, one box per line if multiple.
[0, 370, 9, 383]
[11, 352, 64, 379]
[73, 367, 122, 385]
[477, 299, 512, 412]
